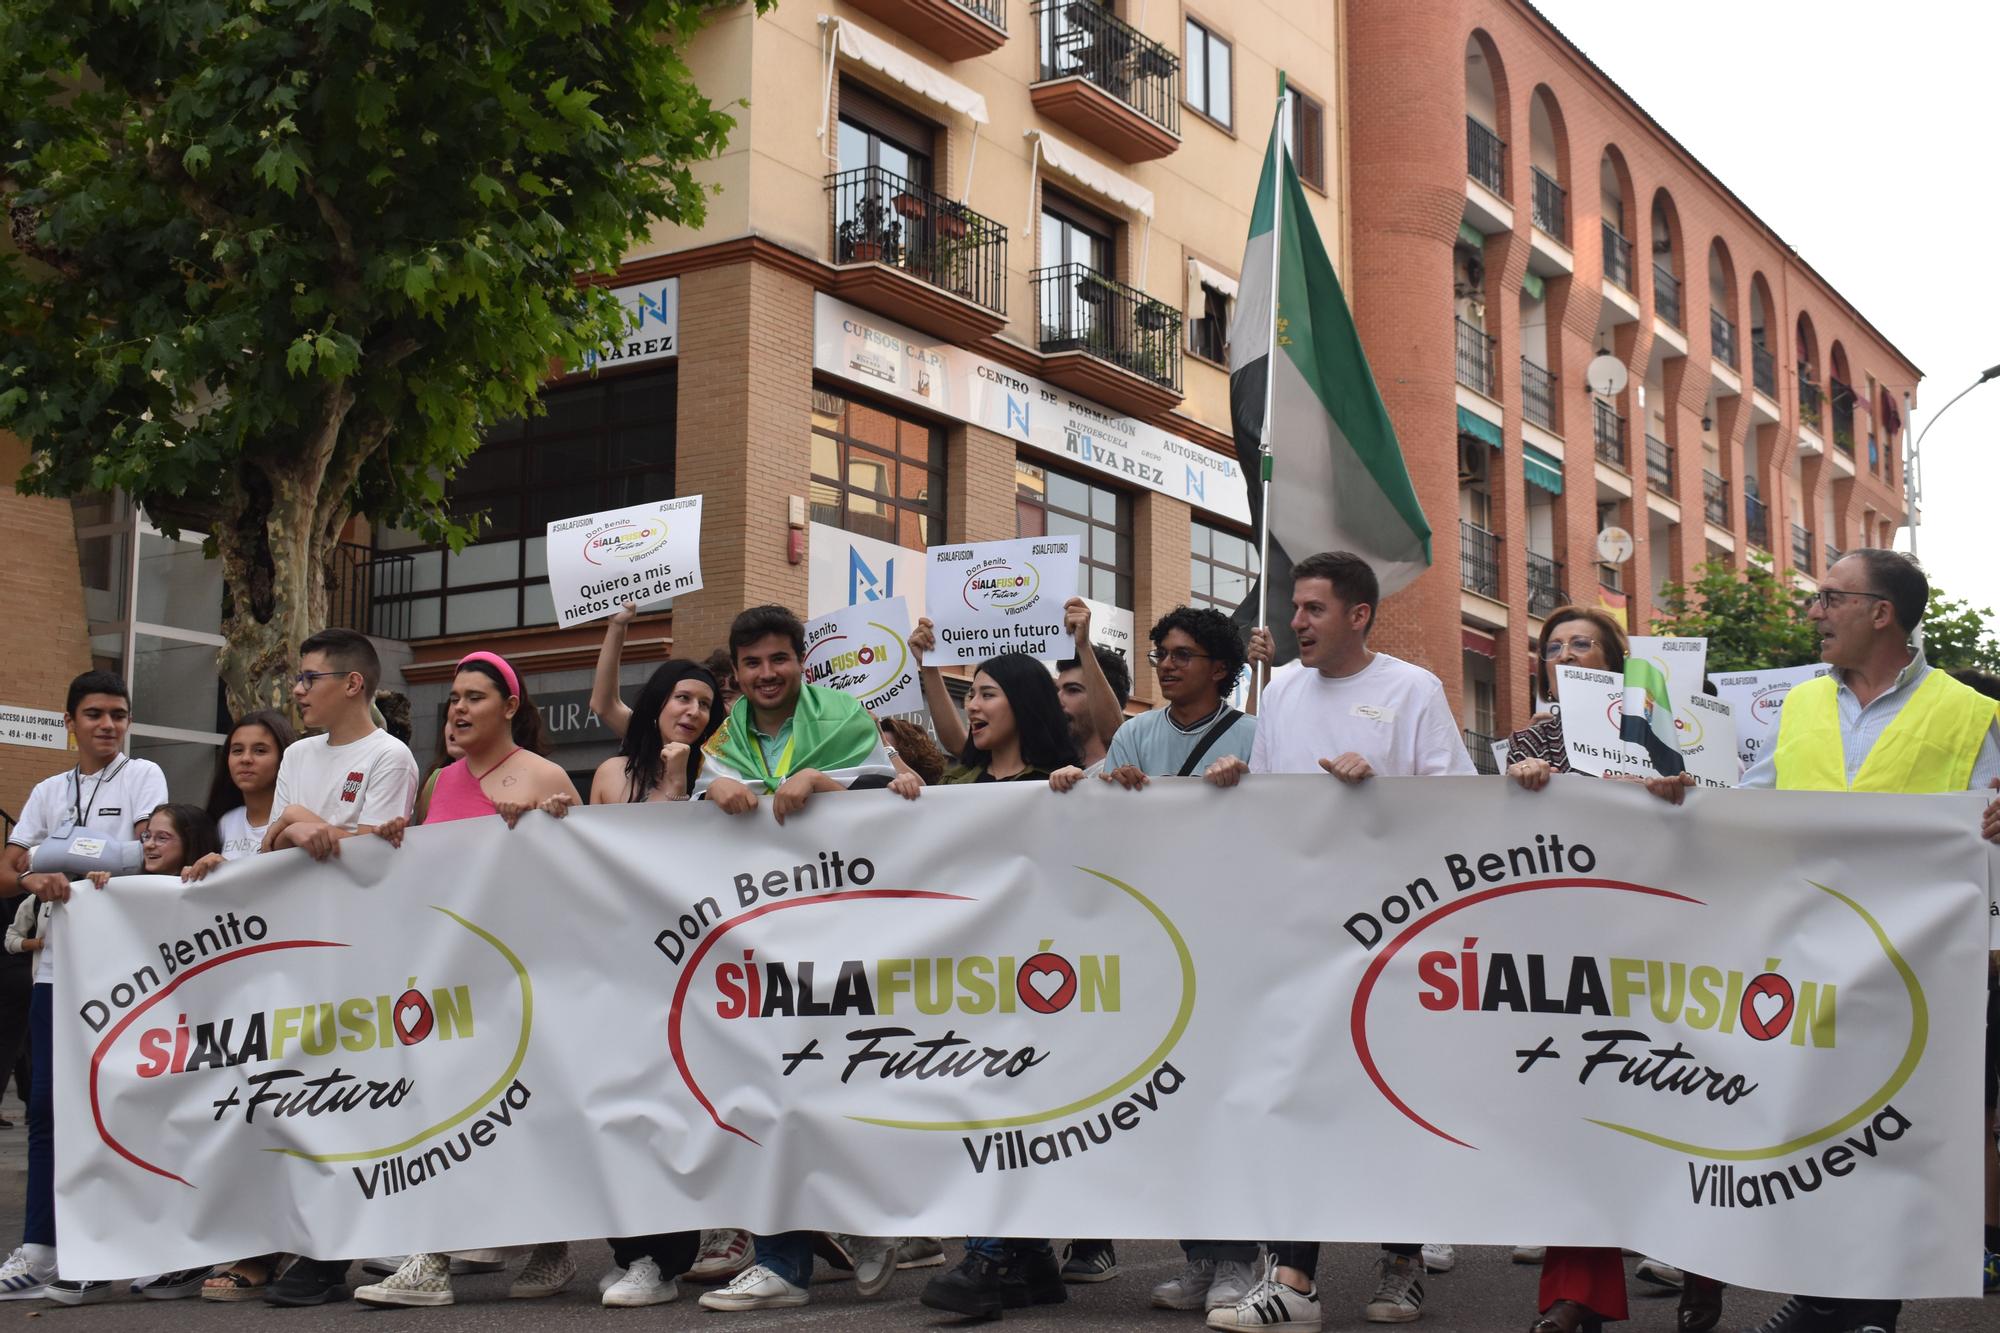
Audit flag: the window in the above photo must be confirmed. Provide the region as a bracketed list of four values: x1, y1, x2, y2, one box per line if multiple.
[1189, 276, 1232, 364]
[1285, 86, 1326, 192]
[1015, 459, 1132, 608]
[1039, 193, 1115, 276]
[374, 370, 678, 638]
[1189, 520, 1256, 614]
[1038, 192, 1119, 350]
[810, 389, 946, 549]
[1184, 18, 1232, 129]
[836, 84, 934, 189]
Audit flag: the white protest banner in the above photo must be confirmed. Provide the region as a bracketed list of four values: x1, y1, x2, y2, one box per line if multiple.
[1555, 666, 1740, 787]
[1081, 596, 1135, 670]
[803, 598, 919, 717]
[1713, 664, 1834, 772]
[807, 523, 926, 620]
[543, 496, 703, 628]
[923, 535, 1079, 664]
[55, 780, 1988, 1298]
[0, 704, 68, 751]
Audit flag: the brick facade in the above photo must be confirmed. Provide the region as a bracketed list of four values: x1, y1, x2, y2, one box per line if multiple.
[0, 432, 91, 823]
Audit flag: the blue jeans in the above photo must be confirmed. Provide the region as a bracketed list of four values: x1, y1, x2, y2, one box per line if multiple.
[752, 1232, 815, 1287]
[966, 1238, 1053, 1260]
[25, 984, 51, 1246]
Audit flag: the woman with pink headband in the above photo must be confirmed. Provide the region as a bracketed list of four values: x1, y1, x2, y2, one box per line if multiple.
[355, 651, 580, 1309]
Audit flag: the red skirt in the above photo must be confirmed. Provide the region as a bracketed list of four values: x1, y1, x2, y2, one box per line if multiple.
[1538, 1246, 1628, 1321]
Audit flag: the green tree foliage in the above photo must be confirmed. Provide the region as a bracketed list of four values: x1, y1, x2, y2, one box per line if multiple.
[1918, 586, 2000, 673]
[1651, 553, 1820, 673]
[0, 0, 762, 715]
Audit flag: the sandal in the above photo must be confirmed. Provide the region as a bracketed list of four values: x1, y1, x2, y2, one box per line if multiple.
[201, 1256, 276, 1302]
[1531, 1300, 1605, 1333]
[1677, 1274, 1725, 1333]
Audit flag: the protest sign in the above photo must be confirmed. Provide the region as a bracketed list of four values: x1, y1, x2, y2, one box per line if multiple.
[1713, 664, 1834, 772]
[1556, 665, 1740, 787]
[56, 780, 1989, 1299]
[922, 535, 1080, 664]
[544, 496, 703, 628]
[802, 598, 919, 716]
[1627, 635, 1709, 700]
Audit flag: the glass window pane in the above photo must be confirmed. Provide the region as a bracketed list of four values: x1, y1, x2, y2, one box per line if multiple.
[1189, 558, 1210, 595]
[611, 377, 675, 423]
[77, 532, 128, 624]
[131, 634, 226, 734]
[1090, 566, 1119, 603]
[898, 466, 934, 506]
[444, 588, 520, 635]
[406, 549, 443, 593]
[847, 453, 892, 496]
[136, 533, 222, 635]
[1214, 531, 1248, 568]
[1214, 567, 1249, 606]
[847, 402, 897, 452]
[1090, 525, 1118, 563]
[447, 540, 520, 587]
[377, 523, 426, 551]
[1211, 40, 1231, 127]
[523, 536, 548, 579]
[1090, 485, 1118, 523]
[898, 510, 930, 550]
[455, 445, 520, 493]
[1190, 523, 1211, 557]
[610, 424, 671, 471]
[1185, 22, 1206, 111]
[812, 433, 840, 479]
[1016, 500, 1046, 537]
[1015, 459, 1047, 500]
[810, 480, 841, 527]
[129, 735, 222, 808]
[521, 581, 556, 627]
[530, 483, 597, 529]
[401, 599, 441, 640]
[1047, 510, 1088, 541]
[1045, 469, 1089, 515]
[534, 436, 599, 483]
[540, 386, 605, 435]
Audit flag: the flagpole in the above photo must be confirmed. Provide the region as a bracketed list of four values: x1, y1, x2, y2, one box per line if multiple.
[1253, 75, 1289, 704]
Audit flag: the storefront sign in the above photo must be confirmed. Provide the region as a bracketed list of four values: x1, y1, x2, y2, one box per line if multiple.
[0, 705, 69, 751]
[923, 536, 1081, 665]
[812, 295, 1250, 524]
[532, 691, 615, 748]
[581, 279, 679, 371]
[544, 495, 704, 628]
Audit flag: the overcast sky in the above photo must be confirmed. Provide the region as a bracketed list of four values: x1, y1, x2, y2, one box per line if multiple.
[1531, 0, 1998, 622]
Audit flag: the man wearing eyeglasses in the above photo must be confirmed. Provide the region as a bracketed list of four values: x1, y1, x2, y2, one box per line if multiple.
[1078, 605, 1255, 794]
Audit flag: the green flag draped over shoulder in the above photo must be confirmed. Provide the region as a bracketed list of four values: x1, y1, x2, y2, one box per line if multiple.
[1229, 83, 1431, 659]
[702, 684, 891, 793]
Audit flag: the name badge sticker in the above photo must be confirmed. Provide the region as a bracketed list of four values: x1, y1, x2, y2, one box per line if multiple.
[1351, 704, 1397, 724]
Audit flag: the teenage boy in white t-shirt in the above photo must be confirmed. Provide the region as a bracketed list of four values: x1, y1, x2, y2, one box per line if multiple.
[1, 672, 168, 1300]
[1203, 552, 1474, 1333]
[255, 629, 417, 1307]
[261, 628, 419, 862]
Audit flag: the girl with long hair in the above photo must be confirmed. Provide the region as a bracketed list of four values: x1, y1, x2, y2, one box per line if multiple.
[186, 711, 297, 880]
[588, 660, 721, 804]
[943, 653, 1080, 784]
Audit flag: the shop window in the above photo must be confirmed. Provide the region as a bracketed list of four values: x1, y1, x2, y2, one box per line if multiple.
[1015, 458, 1132, 609]
[1189, 520, 1257, 613]
[810, 389, 946, 549]
[374, 369, 678, 638]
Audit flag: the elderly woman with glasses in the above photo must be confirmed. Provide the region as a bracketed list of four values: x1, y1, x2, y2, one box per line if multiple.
[1503, 606, 1628, 788]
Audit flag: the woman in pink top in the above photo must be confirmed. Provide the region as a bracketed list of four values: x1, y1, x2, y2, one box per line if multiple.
[358, 653, 579, 1309]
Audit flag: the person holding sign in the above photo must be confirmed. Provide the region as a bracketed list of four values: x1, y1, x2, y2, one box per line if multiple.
[590, 660, 721, 805]
[1504, 606, 1628, 789]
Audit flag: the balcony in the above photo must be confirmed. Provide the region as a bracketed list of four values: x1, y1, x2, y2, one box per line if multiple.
[845, 0, 1006, 60]
[1526, 551, 1566, 619]
[1752, 343, 1776, 397]
[1702, 469, 1730, 527]
[826, 166, 1008, 341]
[1791, 523, 1814, 573]
[1456, 317, 1496, 397]
[1465, 730, 1500, 776]
[1798, 367, 1822, 431]
[1746, 493, 1770, 549]
[1031, 0, 1180, 162]
[1826, 543, 1842, 571]
[1602, 222, 1634, 292]
[1644, 435, 1674, 496]
[1593, 399, 1627, 468]
[1711, 310, 1737, 367]
[1521, 357, 1556, 430]
[1032, 261, 1182, 415]
[331, 543, 415, 641]
[1466, 117, 1505, 195]
[1530, 166, 1566, 241]
[1653, 261, 1682, 328]
[1460, 520, 1501, 599]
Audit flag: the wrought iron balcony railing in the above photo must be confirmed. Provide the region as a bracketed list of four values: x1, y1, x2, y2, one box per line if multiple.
[1031, 262, 1181, 392]
[1653, 261, 1682, 327]
[1602, 222, 1633, 291]
[1530, 166, 1566, 241]
[1465, 729, 1501, 776]
[1752, 343, 1776, 396]
[1034, 0, 1180, 137]
[1798, 366, 1822, 430]
[1460, 520, 1501, 598]
[1466, 117, 1505, 194]
[1792, 523, 1814, 572]
[1710, 309, 1736, 367]
[1645, 434, 1674, 496]
[1521, 357, 1556, 430]
[1456, 317, 1496, 397]
[1526, 551, 1566, 619]
[334, 543, 415, 642]
[1593, 399, 1626, 468]
[1746, 493, 1770, 549]
[828, 166, 1008, 315]
[1702, 469, 1730, 527]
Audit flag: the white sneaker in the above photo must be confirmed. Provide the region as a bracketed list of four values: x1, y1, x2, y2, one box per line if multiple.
[598, 1265, 627, 1294]
[823, 1234, 897, 1298]
[0, 1246, 54, 1302]
[688, 1228, 753, 1282]
[698, 1263, 810, 1311]
[1510, 1246, 1545, 1264]
[1152, 1257, 1215, 1310]
[895, 1237, 947, 1269]
[1363, 1254, 1425, 1323]
[602, 1256, 678, 1308]
[1634, 1256, 1683, 1290]
[1208, 1258, 1258, 1311]
[1420, 1244, 1455, 1274]
[509, 1242, 575, 1299]
[355, 1252, 454, 1308]
[1206, 1256, 1321, 1330]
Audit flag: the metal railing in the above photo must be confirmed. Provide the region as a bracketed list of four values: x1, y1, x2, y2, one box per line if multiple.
[1465, 730, 1501, 776]
[1466, 117, 1505, 193]
[1530, 166, 1566, 241]
[1602, 222, 1633, 291]
[1702, 469, 1730, 526]
[332, 542, 415, 642]
[1791, 523, 1814, 573]
[1526, 551, 1566, 619]
[1798, 366, 1822, 429]
[1033, 0, 1180, 137]
[1752, 343, 1776, 396]
[1460, 520, 1501, 598]
[1032, 262, 1182, 392]
[1455, 317, 1495, 396]
[1826, 543, 1842, 571]
[828, 166, 1007, 315]
[1746, 493, 1770, 549]
[1710, 309, 1736, 367]
[1645, 434, 1674, 496]
[949, 0, 1006, 28]
[1521, 357, 1556, 429]
[1593, 399, 1626, 467]
[1653, 261, 1682, 327]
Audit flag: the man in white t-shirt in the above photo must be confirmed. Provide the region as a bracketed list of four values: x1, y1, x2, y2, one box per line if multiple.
[1203, 552, 1474, 1333]
[1, 672, 168, 1300]
[262, 628, 419, 863]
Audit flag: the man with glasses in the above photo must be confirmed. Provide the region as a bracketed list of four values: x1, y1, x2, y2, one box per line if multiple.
[1654, 550, 2000, 1333]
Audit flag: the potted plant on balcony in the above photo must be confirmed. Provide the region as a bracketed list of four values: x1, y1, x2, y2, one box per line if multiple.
[1074, 271, 1115, 305]
[933, 200, 969, 239]
[836, 195, 901, 265]
[892, 189, 928, 221]
[1135, 298, 1173, 332]
[1133, 42, 1176, 84]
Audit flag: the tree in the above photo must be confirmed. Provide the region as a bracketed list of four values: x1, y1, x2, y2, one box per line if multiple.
[1919, 585, 2000, 673]
[0, 0, 763, 716]
[1651, 553, 1820, 673]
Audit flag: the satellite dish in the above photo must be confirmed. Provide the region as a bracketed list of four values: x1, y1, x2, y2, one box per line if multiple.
[1596, 525, 1635, 564]
[1586, 353, 1629, 397]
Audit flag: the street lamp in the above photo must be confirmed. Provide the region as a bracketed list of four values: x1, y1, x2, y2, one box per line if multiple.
[1903, 361, 2000, 558]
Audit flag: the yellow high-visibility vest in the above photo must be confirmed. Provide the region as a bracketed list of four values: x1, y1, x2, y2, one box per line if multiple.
[1773, 669, 1998, 794]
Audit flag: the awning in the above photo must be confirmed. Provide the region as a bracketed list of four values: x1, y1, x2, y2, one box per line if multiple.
[819, 17, 988, 123]
[1187, 257, 1239, 300]
[1522, 270, 1545, 301]
[1461, 628, 1498, 658]
[1457, 405, 1503, 450]
[1524, 443, 1563, 494]
[1025, 131, 1153, 219]
[1457, 221, 1485, 249]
